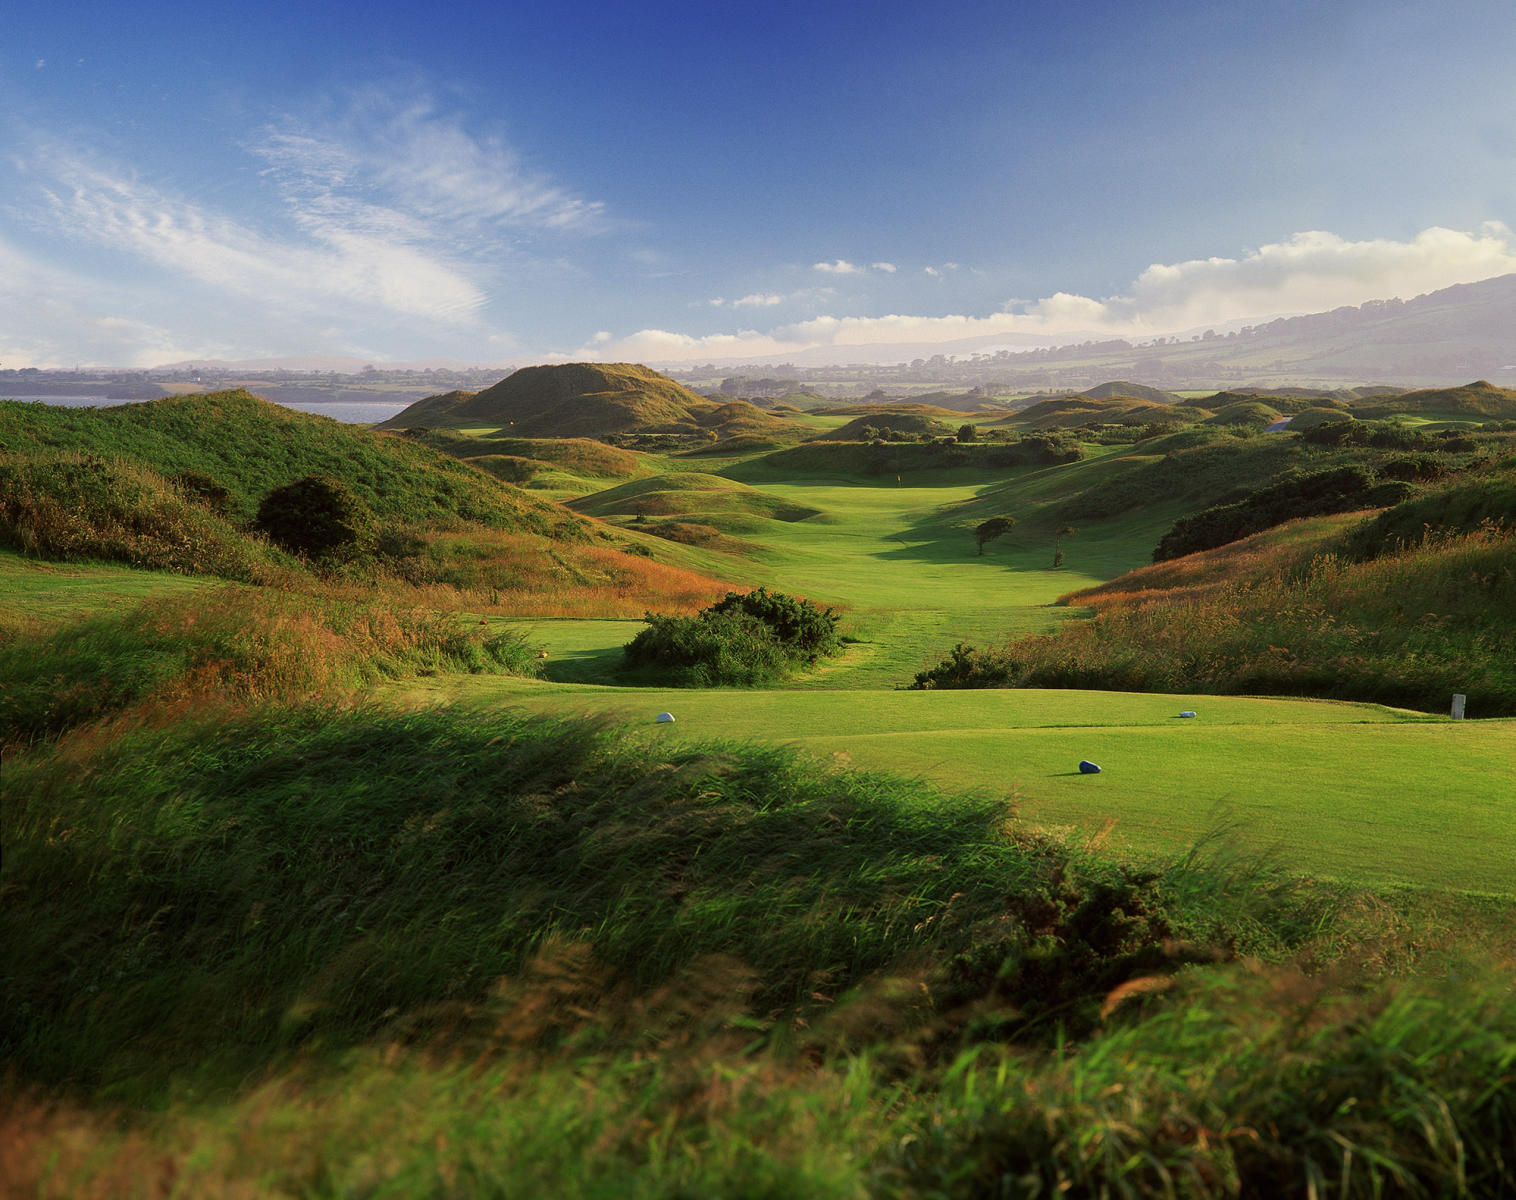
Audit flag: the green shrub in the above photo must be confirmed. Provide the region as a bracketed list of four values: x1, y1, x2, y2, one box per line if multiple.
[706, 587, 841, 660]
[624, 588, 840, 686]
[254, 474, 376, 562]
[909, 642, 1019, 689]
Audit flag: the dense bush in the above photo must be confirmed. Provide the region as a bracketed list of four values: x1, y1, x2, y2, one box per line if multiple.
[624, 588, 840, 686]
[254, 473, 377, 562]
[910, 642, 1019, 689]
[1342, 465, 1516, 560]
[1154, 466, 1405, 561]
[705, 587, 842, 659]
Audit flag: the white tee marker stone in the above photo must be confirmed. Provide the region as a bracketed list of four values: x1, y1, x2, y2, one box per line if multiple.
[1451, 694, 1466, 720]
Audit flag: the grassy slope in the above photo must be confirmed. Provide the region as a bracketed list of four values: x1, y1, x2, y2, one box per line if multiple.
[0, 390, 573, 531]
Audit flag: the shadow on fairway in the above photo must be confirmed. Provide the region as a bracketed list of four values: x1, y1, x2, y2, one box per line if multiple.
[540, 645, 628, 685]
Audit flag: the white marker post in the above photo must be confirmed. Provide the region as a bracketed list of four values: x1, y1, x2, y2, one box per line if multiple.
[1451, 694, 1467, 721]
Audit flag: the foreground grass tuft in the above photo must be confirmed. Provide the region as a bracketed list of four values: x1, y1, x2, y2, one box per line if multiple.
[3, 705, 1353, 1104]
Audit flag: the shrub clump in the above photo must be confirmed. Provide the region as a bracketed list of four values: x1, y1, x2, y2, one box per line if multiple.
[254, 474, 377, 562]
[1153, 466, 1409, 561]
[623, 588, 840, 686]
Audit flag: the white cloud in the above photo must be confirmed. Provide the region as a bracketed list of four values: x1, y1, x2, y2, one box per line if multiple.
[813, 259, 862, 274]
[871, 261, 898, 273]
[731, 292, 785, 308]
[254, 91, 604, 235]
[578, 224, 1516, 363]
[38, 151, 487, 324]
[0, 233, 225, 367]
[923, 266, 940, 277]
[708, 288, 833, 310]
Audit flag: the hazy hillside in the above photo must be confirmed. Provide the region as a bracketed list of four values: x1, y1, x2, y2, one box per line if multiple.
[1081, 380, 1182, 405]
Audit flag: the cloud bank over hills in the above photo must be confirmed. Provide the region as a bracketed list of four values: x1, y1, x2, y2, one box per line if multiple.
[574, 225, 1516, 367]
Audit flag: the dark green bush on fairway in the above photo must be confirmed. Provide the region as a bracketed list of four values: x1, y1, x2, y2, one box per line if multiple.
[255, 473, 376, 562]
[624, 588, 840, 685]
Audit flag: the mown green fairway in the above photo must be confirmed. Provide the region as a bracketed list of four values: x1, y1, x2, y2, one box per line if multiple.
[0, 552, 210, 622]
[390, 675, 1514, 895]
[404, 447, 1516, 897]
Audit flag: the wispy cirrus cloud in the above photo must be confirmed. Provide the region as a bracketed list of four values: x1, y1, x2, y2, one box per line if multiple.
[35, 149, 487, 324]
[253, 90, 606, 236]
[6, 86, 611, 363]
[579, 225, 1516, 363]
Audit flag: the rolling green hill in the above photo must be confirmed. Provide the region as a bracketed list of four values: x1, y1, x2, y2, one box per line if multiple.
[1082, 380, 1182, 405]
[379, 362, 804, 443]
[0, 390, 573, 532]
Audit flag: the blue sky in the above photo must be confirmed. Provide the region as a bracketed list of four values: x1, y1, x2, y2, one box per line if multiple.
[3, 0, 1514, 367]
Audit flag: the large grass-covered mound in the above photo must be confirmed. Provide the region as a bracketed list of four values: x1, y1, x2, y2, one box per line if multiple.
[0, 391, 573, 533]
[381, 362, 802, 442]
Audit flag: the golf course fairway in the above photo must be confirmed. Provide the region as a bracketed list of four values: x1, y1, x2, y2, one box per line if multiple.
[389, 677, 1516, 896]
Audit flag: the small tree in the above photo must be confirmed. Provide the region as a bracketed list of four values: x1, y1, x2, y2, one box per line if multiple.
[973, 515, 1016, 555]
[956, 423, 977, 443]
[254, 474, 376, 562]
[1053, 523, 1075, 567]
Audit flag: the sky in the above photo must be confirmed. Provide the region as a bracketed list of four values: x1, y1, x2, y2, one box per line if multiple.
[3, 0, 1515, 369]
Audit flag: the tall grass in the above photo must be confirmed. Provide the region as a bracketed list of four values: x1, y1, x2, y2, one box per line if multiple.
[5, 960, 1512, 1197]
[915, 520, 1516, 714]
[0, 586, 539, 749]
[1, 706, 1354, 1103]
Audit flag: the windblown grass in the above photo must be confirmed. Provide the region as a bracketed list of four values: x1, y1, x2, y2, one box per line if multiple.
[3, 705, 1361, 1105]
[916, 519, 1516, 715]
[0, 586, 539, 750]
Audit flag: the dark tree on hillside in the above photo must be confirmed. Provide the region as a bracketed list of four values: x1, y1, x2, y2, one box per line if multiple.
[254, 474, 376, 562]
[957, 423, 977, 443]
[974, 516, 1016, 555]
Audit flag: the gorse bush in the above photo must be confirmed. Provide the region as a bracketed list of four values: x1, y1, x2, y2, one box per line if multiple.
[254, 473, 377, 562]
[1153, 465, 1412, 561]
[705, 586, 841, 660]
[624, 587, 840, 685]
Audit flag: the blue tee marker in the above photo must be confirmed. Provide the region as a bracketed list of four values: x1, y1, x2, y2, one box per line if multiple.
[1079, 760, 1101, 774]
